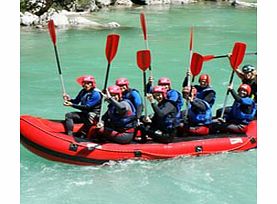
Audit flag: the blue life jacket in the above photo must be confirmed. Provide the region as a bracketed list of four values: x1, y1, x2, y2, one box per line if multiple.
[167, 89, 184, 113]
[195, 86, 216, 107]
[71, 89, 101, 113]
[188, 99, 212, 125]
[106, 99, 137, 129]
[123, 88, 143, 112]
[230, 97, 256, 124]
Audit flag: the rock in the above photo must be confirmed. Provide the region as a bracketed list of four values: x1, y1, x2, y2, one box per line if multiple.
[50, 12, 69, 27]
[105, 22, 121, 28]
[20, 12, 39, 26]
[230, 0, 257, 8]
[69, 16, 94, 25]
[115, 0, 133, 6]
[147, 0, 170, 5]
[171, 0, 194, 4]
[97, 0, 113, 6]
[37, 8, 55, 26]
[69, 16, 120, 29]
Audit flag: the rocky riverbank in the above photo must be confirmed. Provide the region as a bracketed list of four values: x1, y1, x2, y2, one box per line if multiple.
[20, 0, 256, 29]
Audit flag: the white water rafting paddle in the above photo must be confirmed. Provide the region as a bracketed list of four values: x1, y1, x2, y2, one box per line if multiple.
[48, 19, 66, 96]
[136, 49, 151, 119]
[98, 34, 120, 126]
[190, 52, 204, 84]
[202, 51, 255, 62]
[219, 42, 247, 119]
[186, 26, 194, 87]
[140, 12, 153, 79]
[183, 27, 194, 116]
[183, 52, 204, 119]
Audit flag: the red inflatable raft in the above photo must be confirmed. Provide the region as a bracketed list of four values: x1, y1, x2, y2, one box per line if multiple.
[20, 115, 257, 166]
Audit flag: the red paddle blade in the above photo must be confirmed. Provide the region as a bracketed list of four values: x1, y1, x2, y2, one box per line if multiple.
[140, 12, 147, 40]
[203, 55, 215, 62]
[229, 42, 246, 70]
[137, 50, 151, 71]
[105, 34, 120, 64]
[48, 20, 56, 45]
[190, 52, 204, 76]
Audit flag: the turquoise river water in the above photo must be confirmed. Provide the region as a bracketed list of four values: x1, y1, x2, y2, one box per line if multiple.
[20, 2, 257, 204]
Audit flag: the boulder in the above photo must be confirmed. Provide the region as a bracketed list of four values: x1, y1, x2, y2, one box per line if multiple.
[97, 0, 113, 6]
[69, 16, 120, 29]
[105, 22, 121, 28]
[20, 12, 39, 26]
[115, 0, 133, 6]
[50, 12, 69, 27]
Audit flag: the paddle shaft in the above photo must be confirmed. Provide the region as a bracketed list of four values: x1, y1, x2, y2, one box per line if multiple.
[143, 71, 148, 116]
[189, 76, 196, 96]
[183, 75, 195, 121]
[53, 44, 66, 94]
[220, 70, 235, 119]
[99, 63, 111, 123]
[186, 27, 193, 87]
[103, 63, 111, 91]
[214, 52, 257, 59]
[144, 40, 152, 73]
[184, 27, 194, 119]
[98, 34, 120, 124]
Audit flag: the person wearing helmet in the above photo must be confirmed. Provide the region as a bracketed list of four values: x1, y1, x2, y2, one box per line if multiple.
[178, 86, 212, 135]
[89, 85, 137, 144]
[115, 78, 143, 121]
[235, 64, 257, 102]
[138, 85, 180, 143]
[182, 73, 216, 108]
[63, 75, 102, 137]
[147, 76, 184, 116]
[213, 84, 256, 133]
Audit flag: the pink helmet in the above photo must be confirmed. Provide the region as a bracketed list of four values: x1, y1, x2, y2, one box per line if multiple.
[238, 84, 251, 96]
[158, 77, 171, 86]
[115, 78, 129, 88]
[152, 86, 167, 98]
[76, 75, 96, 88]
[198, 74, 211, 85]
[108, 85, 122, 98]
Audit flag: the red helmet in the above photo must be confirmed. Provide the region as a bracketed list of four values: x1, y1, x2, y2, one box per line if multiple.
[152, 86, 167, 98]
[238, 84, 251, 96]
[115, 78, 129, 88]
[108, 85, 122, 98]
[198, 74, 211, 85]
[76, 75, 96, 88]
[158, 77, 171, 86]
